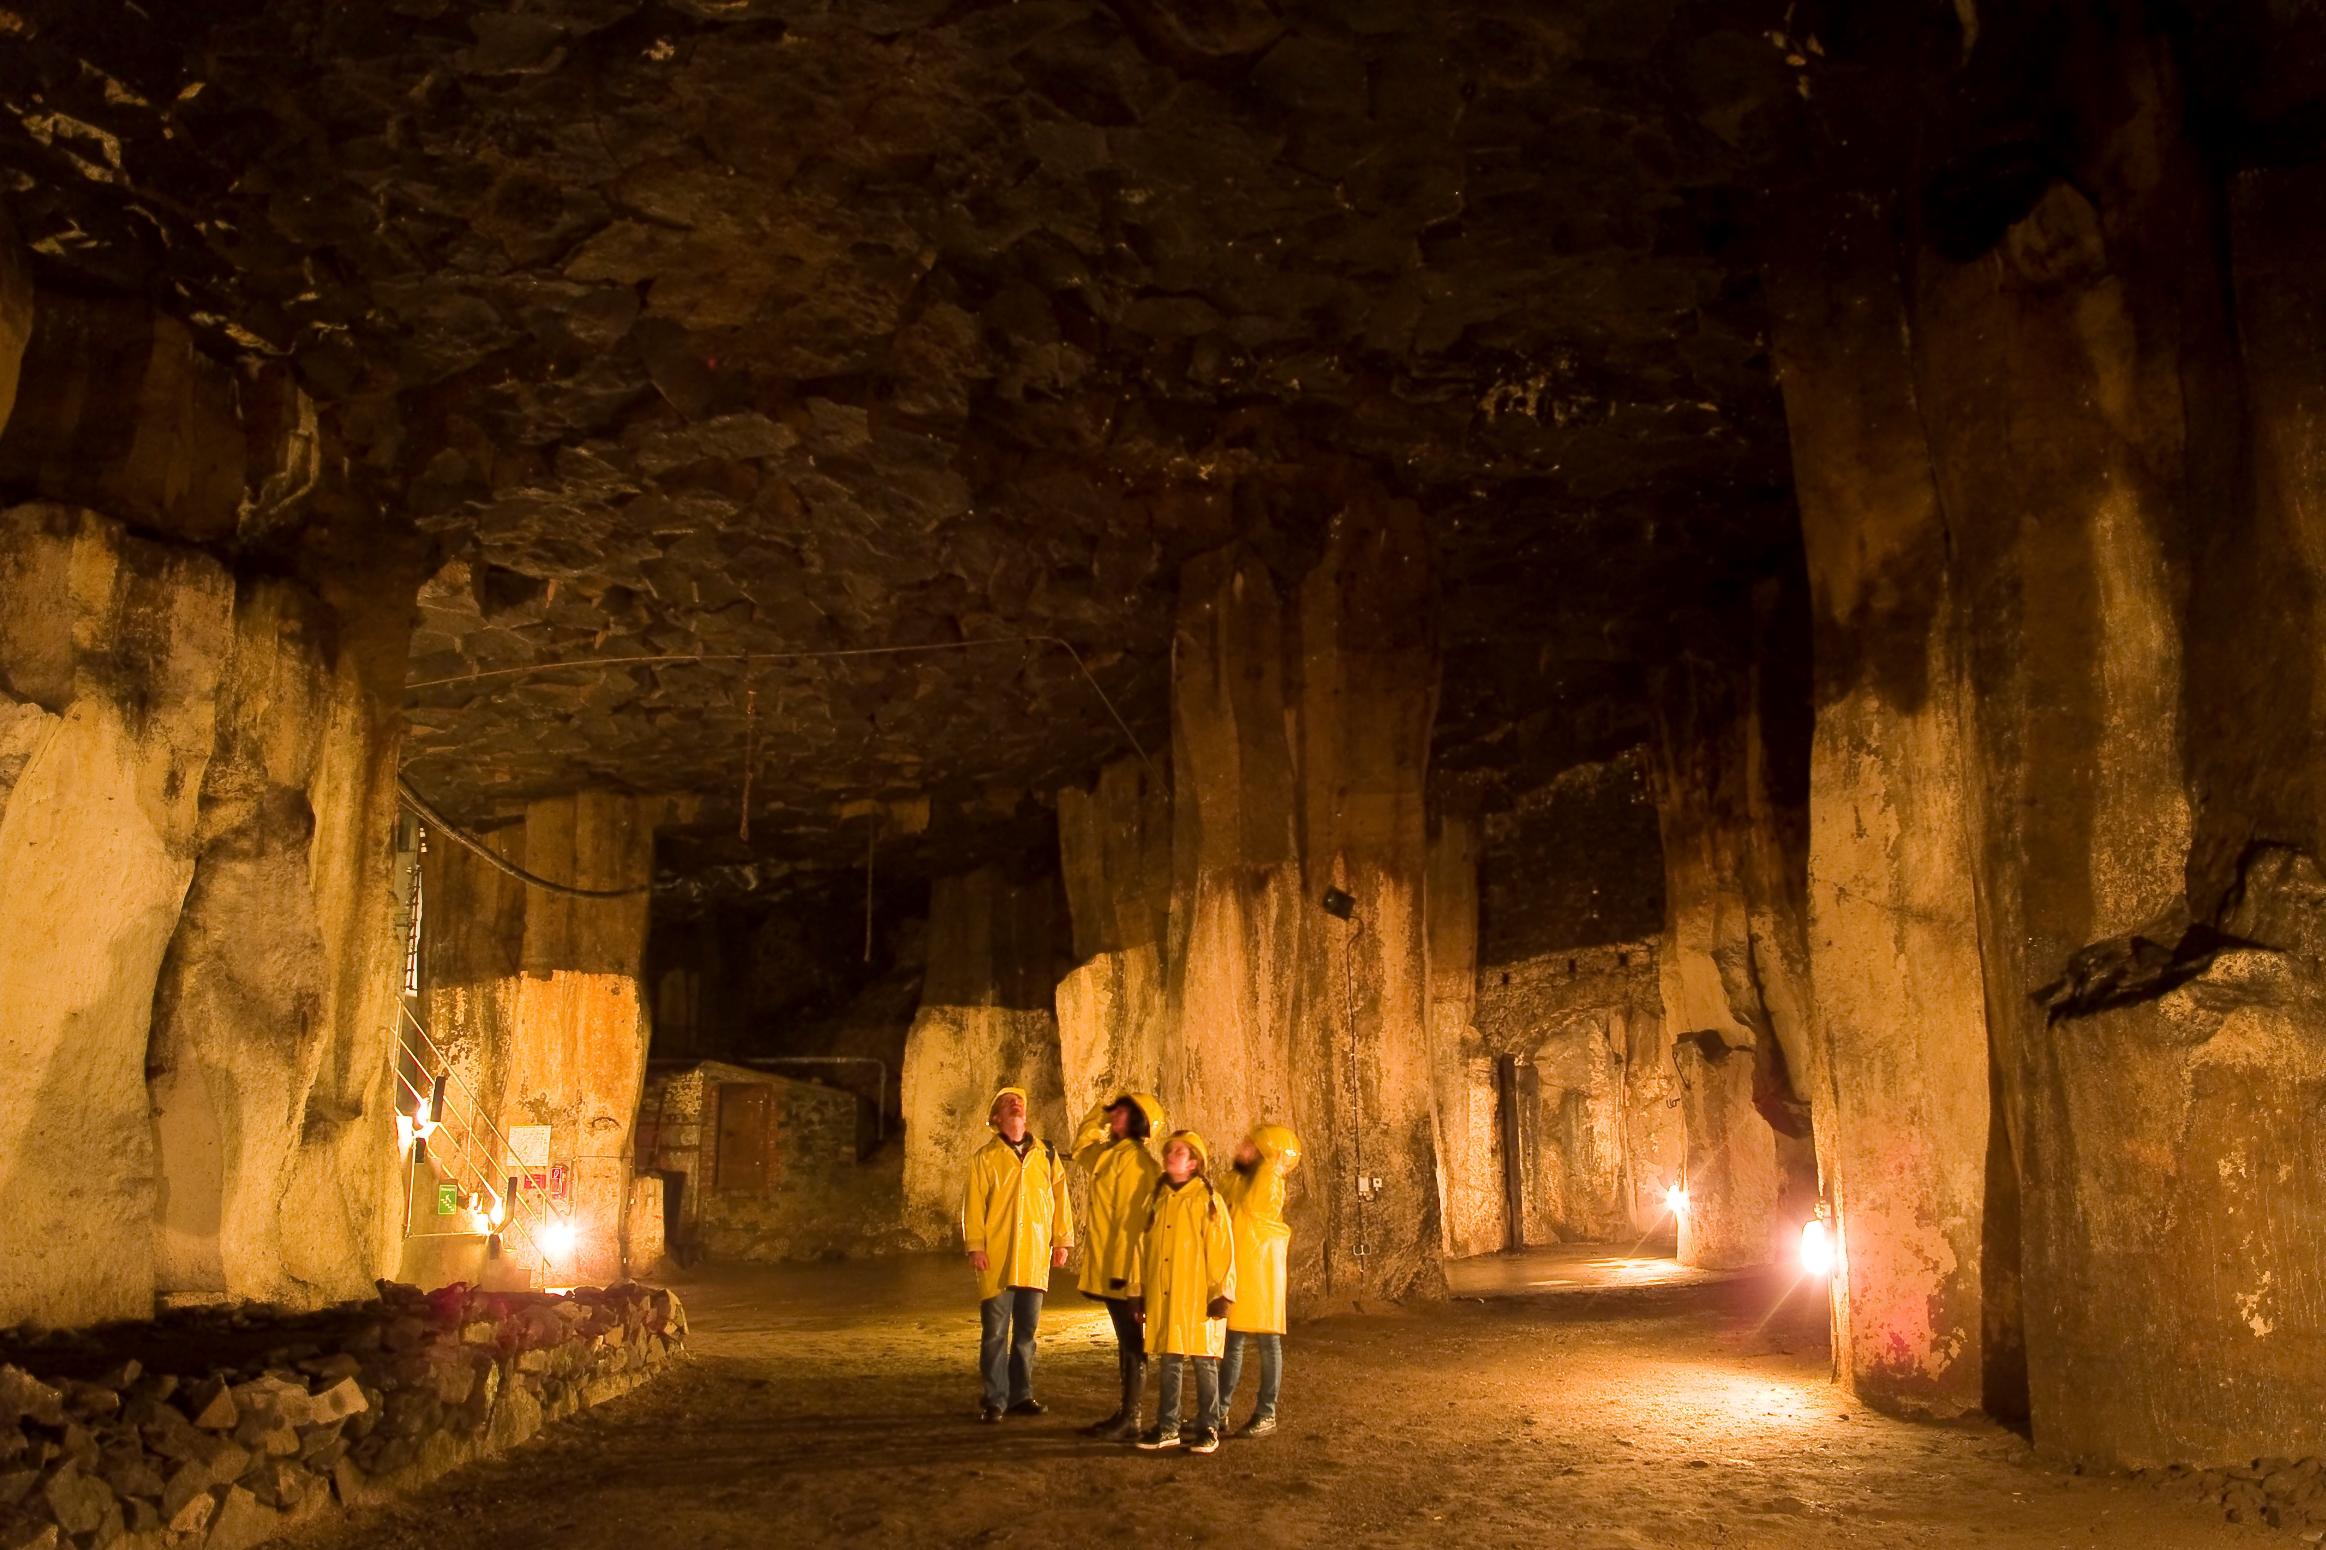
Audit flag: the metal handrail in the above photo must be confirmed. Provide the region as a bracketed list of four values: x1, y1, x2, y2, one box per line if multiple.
[393, 1003, 557, 1270]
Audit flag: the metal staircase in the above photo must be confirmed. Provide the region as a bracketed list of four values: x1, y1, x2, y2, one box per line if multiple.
[393, 1001, 563, 1287]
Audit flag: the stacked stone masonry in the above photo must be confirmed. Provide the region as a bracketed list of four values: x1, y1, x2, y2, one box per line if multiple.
[0, 1282, 682, 1550]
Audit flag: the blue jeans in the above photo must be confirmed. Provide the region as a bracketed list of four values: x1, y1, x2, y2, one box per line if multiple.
[1215, 1331, 1282, 1426]
[979, 1288, 1043, 1409]
[1152, 1353, 1218, 1438]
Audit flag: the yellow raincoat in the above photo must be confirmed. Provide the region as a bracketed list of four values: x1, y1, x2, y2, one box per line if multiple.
[1141, 1131, 1237, 1358]
[961, 1087, 1073, 1303]
[1221, 1123, 1302, 1335]
[1072, 1093, 1166, 1300]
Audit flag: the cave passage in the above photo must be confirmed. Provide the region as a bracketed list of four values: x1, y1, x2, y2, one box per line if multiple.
[6, 1, 2326, 1547]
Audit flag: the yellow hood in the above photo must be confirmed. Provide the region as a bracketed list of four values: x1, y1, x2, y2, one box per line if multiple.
[1109, 1091, 1167, 1139]
[1163, 1128, 1210, 1174]
[1249, 1123, 1303, 1173]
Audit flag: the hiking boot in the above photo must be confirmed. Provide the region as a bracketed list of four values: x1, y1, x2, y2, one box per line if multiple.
[1234, 1414, 1278, 1439]
[1134, 1427, 1181, 1451]
[1080, 1408, 1126, 1437]
[1004, 1398, 1047, 1417]
[1098, 1412, 1143, 1444]
[1187, 1429, 1221, 1455]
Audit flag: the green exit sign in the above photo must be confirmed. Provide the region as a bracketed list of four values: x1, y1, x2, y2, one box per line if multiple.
[437, 1182, 459, 1216]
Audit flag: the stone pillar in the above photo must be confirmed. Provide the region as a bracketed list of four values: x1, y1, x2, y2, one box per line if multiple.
[1165, 546, 1304, 1164]
[502, 792, 654, 1287]
[900, 868, 1068, 1246]
[1055, 758, 1173, 1113]
[0, 505, 232, 1326]
[1767, 190, 1999, 1417]
[150, 574, 414, 1308]
[1645, 591, 1815, 1273]
[1426, 813, 1499, 1258]
[1294, 493, 1447, 1302]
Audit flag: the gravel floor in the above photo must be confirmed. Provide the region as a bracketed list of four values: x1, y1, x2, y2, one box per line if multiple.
[293, 1252, 2281, 1549]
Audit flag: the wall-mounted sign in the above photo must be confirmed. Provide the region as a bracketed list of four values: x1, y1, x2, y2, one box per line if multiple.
[509, 1124, 552, 1169]
[436, 1182, 459, 1216]
[549, 1162, 571, 1203]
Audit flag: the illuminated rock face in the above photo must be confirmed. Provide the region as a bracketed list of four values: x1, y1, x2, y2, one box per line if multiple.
[898, 869, 1070, 1247]
[1645, 599, 1817, 1279]
[0, 504, 233, 1326]
[1756, 8, 2326, 1461]
[418, 792, 655, 1287]
[1043, 499, 1449, 1306]
[151, 578, 411, 1308]
[0, 502, 410, 1326]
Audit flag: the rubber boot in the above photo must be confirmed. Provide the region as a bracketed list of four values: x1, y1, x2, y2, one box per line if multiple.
[1098, 1360, 1146, 1443]
[1082, 1343, 1138, 1435]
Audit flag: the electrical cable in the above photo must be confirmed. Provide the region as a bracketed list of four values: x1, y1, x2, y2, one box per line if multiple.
[404, 634, 1157, 774]
[395, 775, 651, 900]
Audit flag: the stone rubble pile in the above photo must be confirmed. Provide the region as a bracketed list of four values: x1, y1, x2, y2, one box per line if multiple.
[0, 1281, 684, 1550]
[2139, 1458, 2326, 1538]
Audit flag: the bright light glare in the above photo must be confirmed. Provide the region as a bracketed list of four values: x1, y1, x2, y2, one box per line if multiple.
[1665, 1184, 1689, 1217]
[1801, 1218, 1833, 1277]
[539, 1219, 579, 1259]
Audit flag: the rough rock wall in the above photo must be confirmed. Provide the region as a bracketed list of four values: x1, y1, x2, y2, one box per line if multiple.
[1425, 815, 1491, 1257]
[899, 868, 1068, 1245]
[1767, 192, 2000, 1417]
[0, 504, 232, 1326]
[503, 793, 655, 1287]
[1472, 755, 1678, 1248]
[1475, 944, 1673, 1246]
[1760, 1, 2326, 1462]
[1055, 760, 1172, 1114]
[150, 576, 410, 1307]
[1292, 496, 1447, 1301]
[1164, 547, 1304, 1177]
[410, 792, 655, 1287]
[1646, 592, 1815, 1272]
[1043, 502, 1449, 1304]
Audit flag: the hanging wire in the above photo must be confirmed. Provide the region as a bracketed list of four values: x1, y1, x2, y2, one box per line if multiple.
[403, 634, 1157, 774]
[395, 776, 651, 900]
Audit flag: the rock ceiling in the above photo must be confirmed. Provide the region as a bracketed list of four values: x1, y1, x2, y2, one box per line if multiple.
[1, 0, 1806, 894]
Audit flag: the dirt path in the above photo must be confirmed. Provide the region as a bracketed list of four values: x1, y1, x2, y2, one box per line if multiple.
[296, 1252, 2272, 1549]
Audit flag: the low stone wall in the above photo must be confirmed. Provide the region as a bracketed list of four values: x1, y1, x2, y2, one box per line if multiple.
[0, 1281, 684, 1550]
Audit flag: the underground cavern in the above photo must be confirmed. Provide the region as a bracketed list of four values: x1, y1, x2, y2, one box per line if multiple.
[4, 0, 2326, 1545]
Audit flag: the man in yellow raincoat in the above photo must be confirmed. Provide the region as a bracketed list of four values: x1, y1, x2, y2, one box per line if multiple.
[1133, 1130, 1236, 1454]
[1071, 1092, 1166, 1441]
[1212, 1123, 1301, 1438]
[961, 1086, 1072, 1422]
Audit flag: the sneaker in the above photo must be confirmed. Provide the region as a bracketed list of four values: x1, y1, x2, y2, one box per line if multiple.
[1004, 1398, 1047, 1417]
[977, 1404, 1003, 1424]
[1187, 1429, 1220, 1455]
[1135, 1427, 1181, 1450]
[1234, 1414, 1277, 1439]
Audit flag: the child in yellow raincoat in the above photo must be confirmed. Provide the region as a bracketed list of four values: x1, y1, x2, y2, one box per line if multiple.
[1071, 1092, 1166, 1441]
[1212, 1123, 1301, 1438]
[1134, 1130, 1237, 1455]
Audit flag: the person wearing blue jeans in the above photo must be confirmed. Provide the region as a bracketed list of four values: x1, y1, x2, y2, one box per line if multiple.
[1151, 1349, 1219, 1442]
[980, 1286, 1045, 1414]
[1217, 1331, 1282, 1428]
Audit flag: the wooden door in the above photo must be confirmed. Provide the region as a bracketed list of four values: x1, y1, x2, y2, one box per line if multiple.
[715, 1084, 771, 1193]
